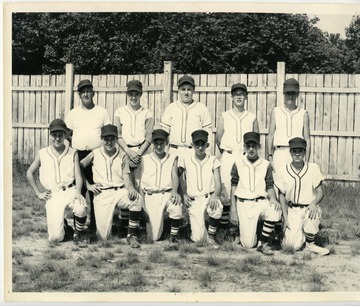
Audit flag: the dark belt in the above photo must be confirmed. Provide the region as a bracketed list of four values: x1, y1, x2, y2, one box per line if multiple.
[275, 145, 289, 149]
[170, 144, 192, 149]
[101, 185, 125, 191]
[143, 188, 172, 195]
[189, 192, 214, 201]
[223, 150, 232, 154]
[237, 196, 266, 202]
[127, 140, 145, 148]
[60, 182, 76, 191]
[288, 201, 309, 208]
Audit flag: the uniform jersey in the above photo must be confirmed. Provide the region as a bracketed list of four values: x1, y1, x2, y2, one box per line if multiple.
[273, 106, 307, 146]
[179, 153, 220, 197]
[276, 162, 324, 205]
[140, 153, 177, 191]
[39, 142, 76, 191]
[65, 105, 111, 151]
[160, 100, 212, 146]
[220, 109, 256, 152]
[114, 105, 153, 146]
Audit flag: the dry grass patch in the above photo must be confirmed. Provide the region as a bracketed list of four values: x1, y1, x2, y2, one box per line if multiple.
[148, 249, 167, 263]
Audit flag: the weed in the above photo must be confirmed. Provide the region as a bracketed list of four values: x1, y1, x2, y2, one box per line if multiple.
[127, 269, 147, 287]
[115, 260, 128, 270]
[206, 254, 221, 267]
[301, 252, 313, 261]
[168, 285, 181, 292]
[281, 243, 296, 254]
[148, 249, 166, 263]
[179, 244, 203, 254]
[12, 248, 33, 257]
[269, 257, 286, 266]
[220, 242, 237, 252]
[198, 270, 213, 287]
[350, 241, 360, 256]
[168, 257, 183, 268]
[125, 251, 140, 264]
[243, 255, 263, 266]
[45, 249, 68, 260]
[41, 260, 57, 272]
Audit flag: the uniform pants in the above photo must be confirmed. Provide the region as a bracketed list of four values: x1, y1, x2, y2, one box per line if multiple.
[45, 187, 87, 242]
[143, 192, 183, 241]
[283, 206, 321, 250]
[236, 198, 281, 248]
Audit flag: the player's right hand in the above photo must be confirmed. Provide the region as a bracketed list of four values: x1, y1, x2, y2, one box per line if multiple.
[37, 191, 52, 200]
[88, 184, 102, 195]
[127, 149, 141, 164]
[128, 187, 138, 201]
[183, 195, 192, 208]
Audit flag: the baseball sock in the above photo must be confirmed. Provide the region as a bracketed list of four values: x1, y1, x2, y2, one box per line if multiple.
[170, 218, 181, 236]
[73, 215, 86, 233]
[274, 221, 282, 238]
[219, 205, 230, 228]
[128, 211, 140, 237]
[260, 220, 277, 243]
[208, 217, 219, 238]
[120, 209, 129, 227]
[305, 232, 315, 244]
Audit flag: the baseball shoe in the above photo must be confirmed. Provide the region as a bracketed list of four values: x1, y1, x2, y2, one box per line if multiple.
[169, 235, 180, 250]
[126, 235, 140, 248]
[73, 232, 88, 248]
[232, 236, 241, 246]
[270, 237, 282, 251]
[207, 236, 220, 250]
[306, 242, 330, 256]
[257, 242, 274, 256]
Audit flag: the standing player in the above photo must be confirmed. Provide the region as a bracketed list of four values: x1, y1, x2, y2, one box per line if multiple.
[230, 132, 281, 255]
[80, 124, 142, 247]
[139, 129, 183, 248]
[267, 78, 311, 245]
[277, 137, 329, 255]
[178, 130, 223, 248]
[216, 83, 259, 229]
[65, 79, 111, 234]
[27, 119, 87, 244]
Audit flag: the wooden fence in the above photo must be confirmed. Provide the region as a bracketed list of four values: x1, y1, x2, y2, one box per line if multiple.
[12, 62, 360, 181]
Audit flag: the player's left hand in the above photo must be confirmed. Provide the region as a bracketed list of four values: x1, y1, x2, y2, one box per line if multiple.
[269, 199, 281, 211]
[128, 187, 138, 201]
[307, 202, 318, 220]
[171, 192, 182, 205]
[208, 196, 219, 210]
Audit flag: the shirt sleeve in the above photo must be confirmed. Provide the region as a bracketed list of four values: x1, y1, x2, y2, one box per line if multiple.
[265, 164, 274, 190]
[160, 104, 172, 133]
[144, 117, 154, 143]
[230, 163, 239, 186]
[213, 157, 221, 171]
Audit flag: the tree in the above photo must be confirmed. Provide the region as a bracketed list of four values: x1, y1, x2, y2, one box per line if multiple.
[345, 15, 360, 73]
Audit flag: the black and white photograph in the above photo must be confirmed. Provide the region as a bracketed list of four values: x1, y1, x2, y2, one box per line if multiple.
[3, 1, 360, 303]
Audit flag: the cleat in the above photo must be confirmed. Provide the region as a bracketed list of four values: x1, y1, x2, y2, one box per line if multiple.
[257, 242, 274, 256]
[207, 236, 220, 250]
[270, 237, 282, 251]
[73, 232, 88, 248]
[126, 235, 140, 248]
[169, 235, 180, 250]
[306, 242, 329, 256]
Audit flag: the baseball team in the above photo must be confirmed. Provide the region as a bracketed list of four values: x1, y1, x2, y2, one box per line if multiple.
[26, 75, 330, 256]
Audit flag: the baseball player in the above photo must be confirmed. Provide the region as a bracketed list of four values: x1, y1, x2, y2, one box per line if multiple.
[178, 130, 223, 248]
[79, 124, 142, 247]
[139, 129, 183, 248]
[65, 79, 111, 234]
[26, 119, 87, 244]
[216, 83, 259, 229]
[276, 137, 329, 255]
[267, 78, 311, 245]
[230, 132, 281, 256]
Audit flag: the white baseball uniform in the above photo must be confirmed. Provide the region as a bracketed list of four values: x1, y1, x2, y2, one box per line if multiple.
[39, 143, 87, 242]
[231, 155, 281, 248]
[179, 153, 223, 242]
[140, 152, 183, 241]
[276, 162, 324, 250]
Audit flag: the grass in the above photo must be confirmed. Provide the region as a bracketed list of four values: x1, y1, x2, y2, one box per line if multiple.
[179, 244, 203, 254]
[127, 269, 147, 288]
[350, 241, 360, 255]
[198, 270, 213, 288]
[148, 249, 167, 263]
[168, 285, 181, 292]
[125, 251, 140, 264]
[45, 249, 68, 260]
[206, 254, 221, 267]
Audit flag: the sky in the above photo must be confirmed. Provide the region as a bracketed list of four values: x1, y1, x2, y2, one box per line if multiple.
[310, 13, 358, 37]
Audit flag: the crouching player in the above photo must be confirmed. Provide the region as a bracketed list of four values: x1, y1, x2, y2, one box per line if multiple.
[230, 132, 281, 255]
[27, 119, 87, 244]
[178, 130, 223, 249]
[139, 129, 183, 248]
[276, 137, 329, 255]
[80, 124, 142, 248]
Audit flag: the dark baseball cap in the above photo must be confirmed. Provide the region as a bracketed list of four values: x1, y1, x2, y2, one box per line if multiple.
[283, 78, 300, 93]
[191, 130, 208, 143]
[127, 80, 143, 93]
[49, 119, 68, 133]
[243, 132, 260, 145]
[152, 129, 169, 141]
[231, 83, 247, 94]
[289, 137, 307, 150]
[178, 76, 195, 87]
[77, 79, 93, 92]
[101, 124, 118, 138]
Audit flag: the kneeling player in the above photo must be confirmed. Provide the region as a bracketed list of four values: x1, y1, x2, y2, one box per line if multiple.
[80, 124, 142, 248]
[230, 132, 281, 255]
[277, 137, 329, 255]
[27, 119, 87, 244]
[139, 129, 183, 248]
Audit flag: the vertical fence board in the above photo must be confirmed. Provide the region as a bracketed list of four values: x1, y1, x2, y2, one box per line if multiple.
[106, 75, 115, 123]
[17, 76, 25, 159]
[353, 75, 360, 178]
[12, 76, 19, 156]
[155, 73, 163, 128]
[148, 74, 156, 130]
[207, 74, 217, 154]
[113, 75, 122, 113]
[41, 75, 50, 148]
[337, 75, 348, 176]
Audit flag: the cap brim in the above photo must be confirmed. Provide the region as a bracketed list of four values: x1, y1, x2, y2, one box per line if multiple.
[152, 137, 166, 141]
[192, 137, 208, 143]
[101, 133, 118, 137]
[78, 85, 93, 91]
[244, 140, 260, 145]
[127, 88, 142, 93]
[50, 127, 67, 133]
[284, 87, 299, 93]
[290, 145, 306, 150]
[178, 82, 195, 87]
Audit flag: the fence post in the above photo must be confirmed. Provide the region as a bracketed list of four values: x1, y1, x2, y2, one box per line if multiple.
[276, 62, 285, 107]
[64, 63, 74, 118]
[163, 61, 173, 105]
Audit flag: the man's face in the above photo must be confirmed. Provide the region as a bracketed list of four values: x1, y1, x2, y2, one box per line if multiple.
[284, 91, 299, 106]
[102, 135, 117, 152]
[50, 131, 66, 149]
[245, 141, 259, 159]
[127, 91, 142, 108]
[290, 148, 306, 163]
[193, 140, 208, 158]
[78, 86, 94, 108]
[232, 89, 247, 108]
[179, 84, 194, 104]
[153, 139, 167, 155]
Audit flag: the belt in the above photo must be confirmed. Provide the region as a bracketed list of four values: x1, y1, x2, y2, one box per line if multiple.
[223, 150, 232, 154]
[127, 140, 145, 148]
[101, 185, 125, 191]
[237, 196, 266, 202]
[170, 144, 192, 149]
[275, 145, 289, 149]
[143, 188, 172, 195]
[53, 182, 76, 192]
[189, 192, 214, 201]
[288, 201, 309, 208]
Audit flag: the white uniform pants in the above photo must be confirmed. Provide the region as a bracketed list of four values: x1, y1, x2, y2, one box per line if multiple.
[188, 196, 223, 242]
[143, 192, 183, 241]
[236, 198, 281, 248]
[283, 206, 321, 251]
[45, 187, 87, 242]
[94, 188, 142, 240]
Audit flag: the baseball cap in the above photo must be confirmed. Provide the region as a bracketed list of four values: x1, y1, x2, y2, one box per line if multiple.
[127, 80, 143, 93]
[178, 76, 195, 87]
[231, 83, 247, 94]
[152, 129, 169, 141]
[49, 119, 68, 133]
[191, 130, 208, 143]
[77, 79, 93, 92]
[101, 124, 118, 138]
[283, 78, 299, 93]
[289, 137, 307, 150]
[243, 132, 260, 145]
